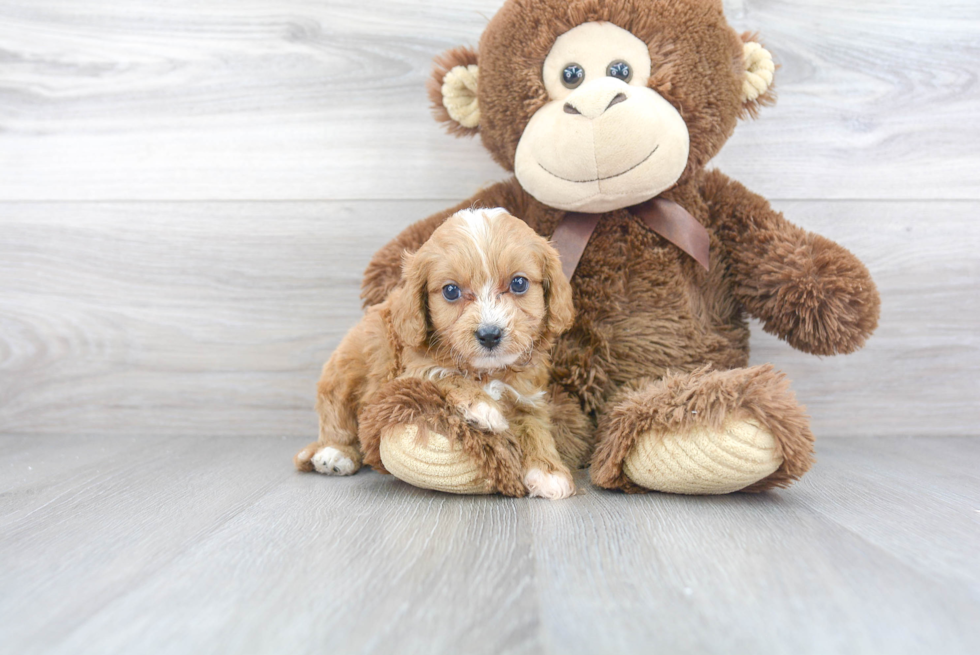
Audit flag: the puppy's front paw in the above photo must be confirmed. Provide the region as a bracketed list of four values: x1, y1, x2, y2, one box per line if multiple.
[461, 401, 509, 433]
[524, 468, 575, 500]
[311, 446, 358, 476]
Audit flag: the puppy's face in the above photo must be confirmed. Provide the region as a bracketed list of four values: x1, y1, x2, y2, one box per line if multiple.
[395, 208, 574, 372]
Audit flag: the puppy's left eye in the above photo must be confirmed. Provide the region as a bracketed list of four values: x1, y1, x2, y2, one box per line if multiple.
[442, 284, 461, 301]
[509, 276, 529, 294]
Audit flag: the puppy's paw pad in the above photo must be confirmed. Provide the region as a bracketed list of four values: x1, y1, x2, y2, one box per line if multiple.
[524, 468, 574, 500]
[311, 447, 357, 476]
[462, 401, 509, 432]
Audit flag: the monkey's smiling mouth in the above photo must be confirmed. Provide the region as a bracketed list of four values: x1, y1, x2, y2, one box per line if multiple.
[537, 145, 659, 184]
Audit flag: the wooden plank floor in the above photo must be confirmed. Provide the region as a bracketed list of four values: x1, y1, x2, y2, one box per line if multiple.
[1, 435, 978, 655]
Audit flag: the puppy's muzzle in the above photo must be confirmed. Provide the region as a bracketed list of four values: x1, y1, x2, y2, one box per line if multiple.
[475, 325, 503, 351]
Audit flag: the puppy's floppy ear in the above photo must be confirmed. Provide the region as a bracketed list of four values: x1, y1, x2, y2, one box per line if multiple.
[428, 46, 480, 137]
[541, 243, 576, 339]
[387, 251, 430, 348]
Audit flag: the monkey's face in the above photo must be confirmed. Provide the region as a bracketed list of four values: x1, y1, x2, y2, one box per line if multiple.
[513, 22, 690, 213]
[429, 0, 776, 213]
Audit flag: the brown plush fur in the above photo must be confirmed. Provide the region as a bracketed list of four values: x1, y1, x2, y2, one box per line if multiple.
[590, 364, 814, 492]
[300, 209, 582, 496]
[361, 0, 880, 493]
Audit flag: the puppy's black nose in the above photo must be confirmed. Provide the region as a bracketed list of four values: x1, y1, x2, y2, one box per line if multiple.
[475, 325, 503, 350]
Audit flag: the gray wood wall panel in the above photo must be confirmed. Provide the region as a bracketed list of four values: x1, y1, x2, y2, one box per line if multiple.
[0, 0, 977, 201]
[0, 0, 977, 439]
[1, 200, 977, 438]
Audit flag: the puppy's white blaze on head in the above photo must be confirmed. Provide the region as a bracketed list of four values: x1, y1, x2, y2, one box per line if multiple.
[459, 207, 509, 223]
[477, 282, 512, 328]
[454, 207, 510, 267]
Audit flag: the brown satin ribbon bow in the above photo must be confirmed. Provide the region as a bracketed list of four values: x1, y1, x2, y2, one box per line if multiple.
[550, 197, 710, 281]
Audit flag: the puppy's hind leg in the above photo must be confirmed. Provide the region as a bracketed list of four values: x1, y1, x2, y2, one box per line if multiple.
[295, 356, 364, 476]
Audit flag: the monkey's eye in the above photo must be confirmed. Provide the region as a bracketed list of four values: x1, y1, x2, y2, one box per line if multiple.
[561, 64, 585, 89]
[509, 276, 529, 295]
[607, 60, 632, 83]
[442, 284, 461, 302]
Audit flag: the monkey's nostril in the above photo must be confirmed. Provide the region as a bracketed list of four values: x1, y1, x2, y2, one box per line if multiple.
[475, 325, 503, 350]
[606, 93, 627, 111]
[563, 102, 581, 115]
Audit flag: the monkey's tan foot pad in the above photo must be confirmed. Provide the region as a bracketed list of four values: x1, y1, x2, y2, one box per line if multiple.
[622, 419, 782, 495]
[379, 424, 493, 495]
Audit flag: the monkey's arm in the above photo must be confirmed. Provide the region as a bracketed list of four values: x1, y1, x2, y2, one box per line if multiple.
[702, 170, 880, 356]
[360, 179, 524, 307]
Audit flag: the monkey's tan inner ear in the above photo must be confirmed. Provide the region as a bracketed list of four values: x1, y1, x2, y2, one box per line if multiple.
[442, 64, 480, 129]
[741, 42, 774, 103]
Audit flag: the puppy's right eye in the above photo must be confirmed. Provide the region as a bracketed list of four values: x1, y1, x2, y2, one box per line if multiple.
[442, 284, 461, 302]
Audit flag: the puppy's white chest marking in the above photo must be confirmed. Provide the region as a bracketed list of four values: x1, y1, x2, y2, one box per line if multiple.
[483, 380, 546, 407]
[426, 366, 461, 381]
[477, 283, 514, 329]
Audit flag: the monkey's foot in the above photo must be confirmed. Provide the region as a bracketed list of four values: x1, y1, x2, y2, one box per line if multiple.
[380, 425, 494, 495]
[378, 423, 527, 496]
[590, 365, 815, 494]
[359, 378, 527, 497]
[622, 419, 782, 495]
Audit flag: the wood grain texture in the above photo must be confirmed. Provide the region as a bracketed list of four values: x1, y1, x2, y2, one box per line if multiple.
[1, 200, 977, 439]
[0, 0, 977, 201]
[1, 435, 977, 654]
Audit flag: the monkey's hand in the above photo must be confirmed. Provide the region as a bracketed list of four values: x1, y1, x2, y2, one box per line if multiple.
[705, 170, 880, 356]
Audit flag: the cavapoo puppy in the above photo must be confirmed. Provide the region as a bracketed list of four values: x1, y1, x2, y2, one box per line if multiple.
[294, 207, 577, 499]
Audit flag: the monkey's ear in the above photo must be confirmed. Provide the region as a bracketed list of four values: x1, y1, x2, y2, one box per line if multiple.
[428, 46, 480, 137]
[388, 251, 430, 349]
[739, 34, 776, 116]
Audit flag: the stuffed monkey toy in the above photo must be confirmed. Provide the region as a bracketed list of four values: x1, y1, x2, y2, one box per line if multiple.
[355, 0, 880, 495]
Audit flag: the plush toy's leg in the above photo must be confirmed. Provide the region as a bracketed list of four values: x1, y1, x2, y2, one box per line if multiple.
[358, 378, 527, 497]
[590, 365, 814, 494]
